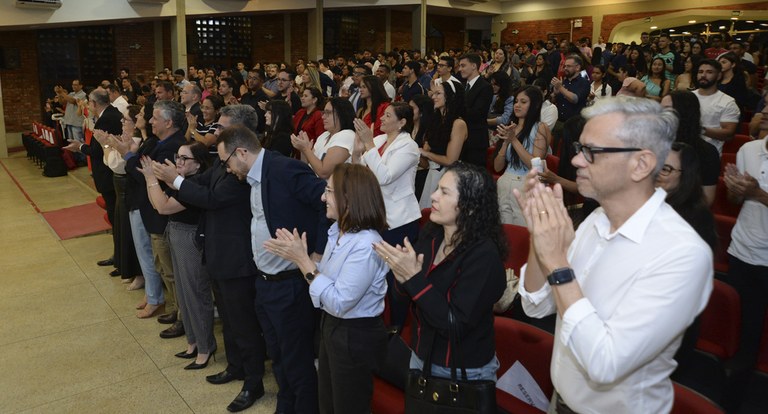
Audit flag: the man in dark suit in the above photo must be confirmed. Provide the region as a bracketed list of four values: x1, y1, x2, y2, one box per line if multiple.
[63, 88, 121, 264]
[124, 100, 187, 337]
[218, 121, 328, 414]
[458, 53, 493, 167]
[152, 105, 268, 413]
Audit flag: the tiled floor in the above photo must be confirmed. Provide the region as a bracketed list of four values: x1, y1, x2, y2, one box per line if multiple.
[0, 154, 278, 413]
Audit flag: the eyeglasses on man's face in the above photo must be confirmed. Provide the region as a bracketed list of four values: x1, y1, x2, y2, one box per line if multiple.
[174, 154, 194, 165]
[573, 142, 642, 164]
[220, 147, 238, 169]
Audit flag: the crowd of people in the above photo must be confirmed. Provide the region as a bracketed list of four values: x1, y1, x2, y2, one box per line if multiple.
[44, 30, 768, 413]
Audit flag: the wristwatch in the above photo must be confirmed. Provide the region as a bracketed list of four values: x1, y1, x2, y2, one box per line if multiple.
[305, 268, 319, 282]
[547, 267, 575, 286]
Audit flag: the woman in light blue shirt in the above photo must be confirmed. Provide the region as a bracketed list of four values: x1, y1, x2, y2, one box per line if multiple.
[264, 163, 389, 414]
[493, 86, 550, 225]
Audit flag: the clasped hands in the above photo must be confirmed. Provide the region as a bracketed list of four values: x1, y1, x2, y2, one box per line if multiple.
[724, 163, 759, 199]
[372, 237, 423, 284]
[291, 130, 312, 152]
[134, 156, 180, 186]
[513, 169, 574, 274]
[263, 228, 323, 273]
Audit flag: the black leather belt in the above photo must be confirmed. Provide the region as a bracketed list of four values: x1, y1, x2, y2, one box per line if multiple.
[258, 268, 302, 282]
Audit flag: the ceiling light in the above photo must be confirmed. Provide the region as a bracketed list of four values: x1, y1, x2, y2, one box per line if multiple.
[669, 29, 676, 32]
[761, 23, 768, 27]
[746, 20, 754, 23]
[650, 26, 658, 29]
[730, 17, 739, 20]
[688, 20, 696, 24]
[683, 31, 691, 35]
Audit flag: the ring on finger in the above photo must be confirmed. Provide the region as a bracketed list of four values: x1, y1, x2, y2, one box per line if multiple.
[539, 210, 548, 215]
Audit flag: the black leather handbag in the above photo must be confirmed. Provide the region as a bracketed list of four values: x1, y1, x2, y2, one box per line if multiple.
[404, 308, 497, 414]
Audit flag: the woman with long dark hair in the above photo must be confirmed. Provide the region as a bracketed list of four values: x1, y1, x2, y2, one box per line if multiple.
[493, 86, 550, 225]
[661, 90, 719, 205]
[526, 52, 553, 86]
[263, 100, 294, 157]
[139, 141, 217, 370]
[487, 71, 514, 128]
[674, 55, 700, 91]
[642, 57, 671, 102]
[627, 45, 648, 78]
[374, 162, 506, 383]
[265, 163, 389, 413]
[409, 94, 435, 199]
[656, 142, 717, 250]
[357, 75, 391, 137]
[293, 87, 325, 144]
[417, 80, 467, 208]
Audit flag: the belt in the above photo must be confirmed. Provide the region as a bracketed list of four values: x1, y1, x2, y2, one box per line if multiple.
[258, 268, 302, 282]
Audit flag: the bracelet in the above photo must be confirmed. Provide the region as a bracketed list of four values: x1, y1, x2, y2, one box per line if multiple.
[148, 182, 160, 187]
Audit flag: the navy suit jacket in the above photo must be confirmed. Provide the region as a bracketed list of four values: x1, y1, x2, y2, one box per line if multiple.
[176, 160, 257, 280]
[82, 105, 122, 194]
[260, 150, 329, 256]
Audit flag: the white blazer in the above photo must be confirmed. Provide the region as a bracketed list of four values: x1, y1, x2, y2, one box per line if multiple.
[361, 132, 421, 229]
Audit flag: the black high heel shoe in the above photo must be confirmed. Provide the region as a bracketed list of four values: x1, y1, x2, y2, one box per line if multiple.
[175, 348, 197, 359]
[184, 350, 215, 370]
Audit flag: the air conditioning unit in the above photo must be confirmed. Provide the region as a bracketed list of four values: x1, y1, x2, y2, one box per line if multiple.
[15, 0, 62, 9]
[127, 0, 170, 4]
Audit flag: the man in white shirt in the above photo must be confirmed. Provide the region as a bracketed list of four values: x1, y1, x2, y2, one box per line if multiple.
[516, 97, 713, 414]
[375, 64, 397, 101]
[693, 59, 740, 155]
[106, 84, 129, 117]
[721, 115, 768, 412]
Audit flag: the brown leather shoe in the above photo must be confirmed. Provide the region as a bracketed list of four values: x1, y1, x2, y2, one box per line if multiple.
[157, 312, 177, 324]
[159, 321, 185, 339]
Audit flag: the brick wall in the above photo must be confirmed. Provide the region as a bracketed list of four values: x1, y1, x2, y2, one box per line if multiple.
[428, 15, 465, 51]
[290, 13, 308, 65]
[390, 10, 412, 51]
[1, 31, 40, 133]
[114, 22, 157, 86]
[252, 14, 285, 64]
[501, 16, 593, 46]
[359, 10, 388, 53]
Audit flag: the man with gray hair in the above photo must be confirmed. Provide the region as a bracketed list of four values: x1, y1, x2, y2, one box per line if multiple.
[125, 99, 187, 338]
[515, 97, 713, 413]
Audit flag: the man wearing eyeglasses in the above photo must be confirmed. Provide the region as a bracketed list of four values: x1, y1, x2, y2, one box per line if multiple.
[348, 65, 371, 112]
[275, 69, 302, 113]
[515, 97, 713, 414]
[153, 105, 269, 412]
[217, 121, 328, 414]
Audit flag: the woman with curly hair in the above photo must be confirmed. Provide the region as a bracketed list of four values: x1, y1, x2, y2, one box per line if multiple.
[417, 80, 467, 208]
[374, 162, 507, 383]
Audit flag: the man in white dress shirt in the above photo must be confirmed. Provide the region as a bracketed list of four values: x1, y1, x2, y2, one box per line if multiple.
[515, 97, 713, 414]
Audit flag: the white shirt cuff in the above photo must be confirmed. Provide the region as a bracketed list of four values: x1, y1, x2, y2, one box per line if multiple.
[172, 175, 185, 190]
[518, 263, 552, 305]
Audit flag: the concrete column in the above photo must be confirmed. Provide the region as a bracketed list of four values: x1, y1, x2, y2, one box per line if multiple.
[154, 21, 164, 72]
[593, 13, 603, 44]
[411, 0, 426, 54]
[307, 0, 324, 61]
[170, 0, 188, 72]
[284, 14, 292, 64]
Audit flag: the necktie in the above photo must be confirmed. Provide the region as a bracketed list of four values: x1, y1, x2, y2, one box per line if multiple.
[465, 82, 471, 92]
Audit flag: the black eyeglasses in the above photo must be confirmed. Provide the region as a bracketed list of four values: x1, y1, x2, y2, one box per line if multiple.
[220, 147, 238, 169]
[659, 164, 683, 176]
[573, 142, 642, 163]
[173, 154, 194, 165]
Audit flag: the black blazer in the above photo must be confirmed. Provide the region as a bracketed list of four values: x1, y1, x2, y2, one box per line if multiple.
[81, 105, 122, 194]
[260, 150, 329, 255]
[177, 160, 257, 280]
[125, 129, 186, 234]
[462, 77, 493, 151]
